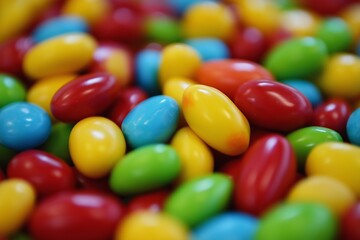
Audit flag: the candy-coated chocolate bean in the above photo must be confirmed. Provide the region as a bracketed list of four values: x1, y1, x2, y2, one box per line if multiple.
[110, 144, 181, 195]
[121, 95, 179, 149]
[27, 74, 76, 119]
[306, 142, 360, 197]
[29, 191, 126, 240]
[282, 79, 323, 107]
[127, 190, 169, 213]
[168, 0, 217, 14]
[145, 16, 182, 44]
[301, 0, 351, 15]
[51, 73, 120, 122]
[0, 179, 36, 236]
[318, 53, 360, 99]
[164, 174, 233, 227]
[69, 117, 126, 178]
[312, 98, 352, 135]
[340, 3, 360, 43]
[7, 150, 76, 197]
[171, 127, 214, 183]
[264, 37, 328, 80]
[163, 77, 195, 107]
[347, 108, 360, 146]
[115, 211, 189, 240]
[159, 43, 201, 85]
[186, 38, 229, 61]
[287, 175, 356, 216]
[341, 202, 360, 240]
[280, 9, 321, 37]
[235, 135, 297, 215]
[234, 80, 313, 132]
[23, 34, 97, 80]
[107, 87, 148, 127]
[255, 202, 337, 240]
[0, 102, 51, 151]
[196, 59, 274, 99]
[32, 16, 88, 43]
[192, 212, 258, 240]
[286, 126, 343, 169]
[0, 74, 26, 108]
[183, 85, 250, 156]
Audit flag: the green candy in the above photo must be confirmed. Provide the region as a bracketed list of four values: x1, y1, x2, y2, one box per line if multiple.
[0, 74, 26, 108]
[164, 173, 233, 228]
[145, 16, 182, 44]
[110, 144, 181, 195]
[316, 17, 352, 54]
[256, 202, 337, 240]
[264, 37, 328, 80]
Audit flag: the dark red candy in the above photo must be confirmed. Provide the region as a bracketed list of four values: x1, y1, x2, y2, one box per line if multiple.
[299, 0, 352, 15]
[234, 80, 313, 132]
[127, 190, 169, 213]
[7, 150, 76, 197]
[0, 169, 4, 182]
[341, 202, 360, 240]
[51, 72, 121, 122]
[234, 134, 297, 216]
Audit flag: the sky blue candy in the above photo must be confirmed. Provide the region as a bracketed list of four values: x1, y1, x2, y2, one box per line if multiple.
[121, 95, 179, 149]
[135, 49, 161, 96]
[192, 212, 259, 240]
[347, 108, 360, 146]
[32, 16, 88, 43]
[186, 38, 229, 62]
[168, 0, 218, 15]
[0, 102, 51, 151]
[283, 79, 323, 107]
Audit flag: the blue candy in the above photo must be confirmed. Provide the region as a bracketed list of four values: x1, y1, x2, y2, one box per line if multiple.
[347, 108, 360, 146]
[283, 79, 323, 107]
[186, 38, 229, 62]
[168, 0, 218, 15]
[0, 102, 51, 151]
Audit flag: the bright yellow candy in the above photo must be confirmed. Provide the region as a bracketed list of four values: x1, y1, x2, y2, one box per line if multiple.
[62, 0, 110, 25]
[27, 74, 76, 119]
[23, 33, 97, 80]
[306, 142, 360, 197]
[163, 77, 195, 107]
[171, 127, 214, 183]
[280, 10, 321, 37]
[0, 179, 36, 236]
[104, 50, 131, 87]
[340, 3, 360, 43]
[318, 54, 360, 99]
[287, 175, 356, 216]
[182, 85, 250, 156]
[69, 116, 126, 178]
[115, 211, 189, 240]
[159, 44, 201, 86]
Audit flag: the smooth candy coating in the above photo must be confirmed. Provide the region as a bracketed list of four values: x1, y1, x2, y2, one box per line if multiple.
[186, 38, 229, 61]
[286, 126, 343, 169]
[287, 175, 356, 216]
[0, 102, 51, 151]
[110, 144, 181, 195]
[255, 202, 337, 240]
[168, 0, 217, 14]
[0, 74, 26, 108]
[69, 117, 126, 178]
[7, 150, 76, 197]
[182, 85, 250, 156]
[127, 190, 169, 213]
[192, 212, 258, 240]
[115, 211, 189, 240]
[264, 37, 328, 80]
[163, 77, 195, 107]
[164, 173, 233, 227]
[280, 9, 321, 37]
[235, 135, 297, 216]
[0, 179, 36, 236]
[234, 80, 313, 132]
[282, 79, 323, 107]
[145, 16, 182, 44]
[171, 127, 214, 183]
[340, 3, 360, 43]
[121, 95, 179, 149]
[51, 73, 120, 122]
[23, 33, 97, 79]
[341, 202, 360, 240]
[347, 108, 360, 146]
[306, 142, 360, 197]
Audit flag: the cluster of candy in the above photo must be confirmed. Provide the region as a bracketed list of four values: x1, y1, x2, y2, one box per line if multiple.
[0, 0, 360, 239]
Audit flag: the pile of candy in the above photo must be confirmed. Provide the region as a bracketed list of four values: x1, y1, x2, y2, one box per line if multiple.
[1, 0, 360, 239]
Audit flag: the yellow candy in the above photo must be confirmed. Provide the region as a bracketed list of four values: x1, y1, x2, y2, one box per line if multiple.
[163, 77, 196, 106]
[340, 3, 360, 44]
[182, 84, 250, 156]
[171, 127, 214, 183]
[287, 175, 356, 216]
[27, 74, 76, 119]
[23, 33, 97, 80]
[306, 142, 360, 197]
[318, 54, 360, 99]
[0, 179, 36, 236]
[69, 116, 126, 178]
[159, 44, 201, 86]
[104, 50, 132, 87]
[280, 10, 321, 37]
[182, 2, 235, 40]
[62, 0, 110, 25]
[115, 211, 189, 240]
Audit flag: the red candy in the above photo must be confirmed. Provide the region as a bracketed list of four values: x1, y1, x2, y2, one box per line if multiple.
[341, 202, 360, 240]
[127, 190, 169, 213]
[0, 170, 4, 182]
